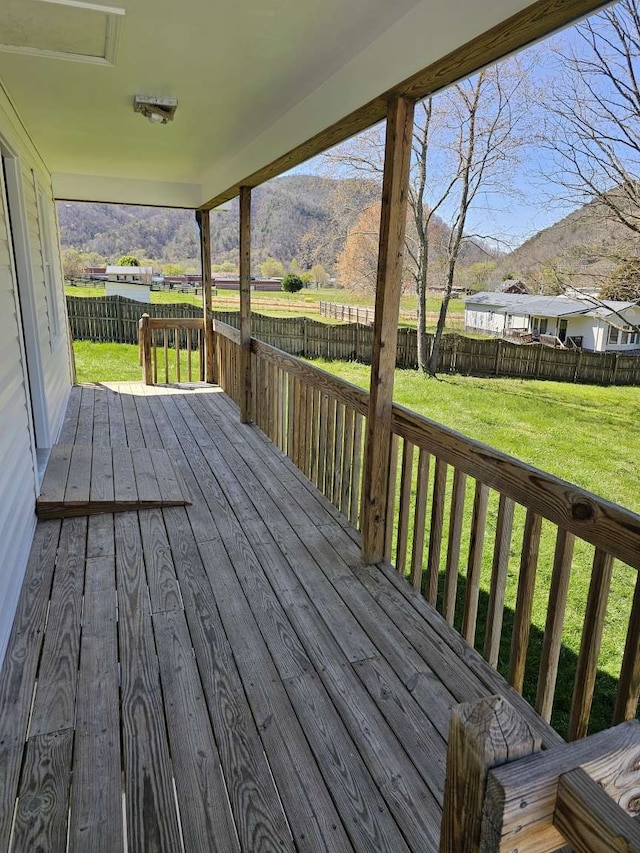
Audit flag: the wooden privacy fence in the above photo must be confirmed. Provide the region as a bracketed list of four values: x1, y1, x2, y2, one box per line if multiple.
[69, 296, 640, 386]
[210, 320, 640, 745]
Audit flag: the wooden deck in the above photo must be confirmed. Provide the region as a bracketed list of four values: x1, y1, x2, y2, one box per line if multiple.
[0, 382, 559, 853]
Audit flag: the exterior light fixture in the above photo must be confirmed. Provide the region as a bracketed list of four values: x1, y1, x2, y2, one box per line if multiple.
[133, 95, 178, 124]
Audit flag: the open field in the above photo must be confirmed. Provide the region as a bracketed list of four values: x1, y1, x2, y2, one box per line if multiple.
[64, 283, 466, 326]
[73, 340, 637, 734]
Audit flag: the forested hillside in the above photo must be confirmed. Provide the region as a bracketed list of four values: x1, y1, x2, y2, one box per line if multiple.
[57, 175, 380, 271]
[498, 198, 640, 292]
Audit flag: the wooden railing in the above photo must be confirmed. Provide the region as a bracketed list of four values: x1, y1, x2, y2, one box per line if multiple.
[211, 329, 640, 741]
[138, 314, 205, 384]
[388, 402, 640, 739]
[250, 338, 368, 527]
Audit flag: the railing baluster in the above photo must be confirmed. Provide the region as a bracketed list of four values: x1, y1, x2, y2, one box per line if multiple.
[152, 329, 158, 385]
[426, 457, 447, 606]
[301, 381, 311, 478]
[324, 396, 336, 501]
[332, 402, 344, 505]
[536, 527, 575, 722]
[569, 548, 614, 740]
[383, 433, 399, 563]
[163, 329, 169, 383]
[199, 328, 204, 381]
[443, 468, 467, 625]
[410, 448, 430, 592]
[341, 407, 355, 515]
[286, 373, 295, 460]
[350, 412, 363, 528]
[396, 440, 415, 577]
[614, 570, 640, 724]
[462, 481, 490, 645]
[509, 509, 543, 693]
[483, 494, 515, 667]
[187, 326, 192, 381]
[272, 362, 279, 443]
[175, 327, 181, 383]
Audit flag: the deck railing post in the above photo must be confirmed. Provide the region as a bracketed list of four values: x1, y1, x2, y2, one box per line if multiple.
[440, 696, 540, 853]
[361, 95, 414, 564]
[239, 186, 252, 423]
[196, 209, 216, 384]
[139, 313, 152, 385]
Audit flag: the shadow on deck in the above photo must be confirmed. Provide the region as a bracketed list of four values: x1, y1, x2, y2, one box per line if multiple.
[0, 382, 558, 852]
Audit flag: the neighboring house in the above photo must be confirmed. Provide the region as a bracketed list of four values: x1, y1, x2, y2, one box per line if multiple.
[501, 278, 529, 294]
[105, 265, 152, 302]
[105, 265, 152, 283]
[465, 292, 640, 351]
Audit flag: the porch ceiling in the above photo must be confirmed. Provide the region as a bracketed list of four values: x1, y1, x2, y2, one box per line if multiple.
[0, 0, 606, 208]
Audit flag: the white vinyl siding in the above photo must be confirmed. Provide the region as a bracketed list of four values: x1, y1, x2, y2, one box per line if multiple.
[0, 86, 73, 663]
[35, 182, 61, 344]
[0, 170, 37, 664]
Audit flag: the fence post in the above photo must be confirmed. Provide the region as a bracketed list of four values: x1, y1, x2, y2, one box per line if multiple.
[303, 317, 308, 356]
[612, 352, 619, 385]
[139, 314, 152, 385]
[114, 296, 123, 343]
[440, 696, 540, 853]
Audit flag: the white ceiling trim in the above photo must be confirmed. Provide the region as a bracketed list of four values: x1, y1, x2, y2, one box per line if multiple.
[51, 172, 202, 208]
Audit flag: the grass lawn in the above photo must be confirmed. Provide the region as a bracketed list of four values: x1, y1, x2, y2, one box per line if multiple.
[74, 341, 142, 383]
[312, 359, 639, 735]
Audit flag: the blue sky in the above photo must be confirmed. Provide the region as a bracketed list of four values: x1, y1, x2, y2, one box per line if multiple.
[287, 13, 609, 251]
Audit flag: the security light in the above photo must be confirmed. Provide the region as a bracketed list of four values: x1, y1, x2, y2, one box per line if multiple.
[133, 95, 178, 124]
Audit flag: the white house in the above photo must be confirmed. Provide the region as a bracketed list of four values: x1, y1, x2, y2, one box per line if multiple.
[465, 292, 640, 352]
[105, 265, 152, 283]
[105, 266, 152, 301]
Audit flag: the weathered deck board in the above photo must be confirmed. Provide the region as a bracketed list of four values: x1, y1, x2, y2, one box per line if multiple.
[0, 382, 561, 852]
[0, 520, 61, 851]
[37, 445, 191, 518]
[29, 515, 87, 736]
[69, 554, 123, 853]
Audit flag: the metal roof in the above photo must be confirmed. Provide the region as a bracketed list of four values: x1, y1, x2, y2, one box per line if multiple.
[465, 292, 593, 317]
[466, 291, 639, 317]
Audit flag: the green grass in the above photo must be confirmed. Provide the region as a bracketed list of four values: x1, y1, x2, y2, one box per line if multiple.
[74, 341, 141, 383]
[310, 360, 639, 735]
[73, 340, 198, 384]
[313, 362, 639, 510]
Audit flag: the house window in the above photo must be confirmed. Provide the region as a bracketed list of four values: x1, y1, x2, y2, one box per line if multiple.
[35, 183, 61, 344]
[608, 326, 619, 345]
[621, 331, 630, 345]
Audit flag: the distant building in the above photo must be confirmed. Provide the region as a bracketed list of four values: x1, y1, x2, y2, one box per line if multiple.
[465, 292, 640, 352]
[105, 265, 153, 284]
[105, 266, 153, 302]
[500, 278, 529, 294]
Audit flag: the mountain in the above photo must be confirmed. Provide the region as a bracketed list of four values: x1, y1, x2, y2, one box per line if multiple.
[56, 175, 381, 271]
[497, 198, 640, 292]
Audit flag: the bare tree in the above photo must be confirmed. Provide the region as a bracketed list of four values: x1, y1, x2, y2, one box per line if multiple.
[325, 57, 529, 373]
[427, 64, 530, 373]
[542, 0, 640, 236]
